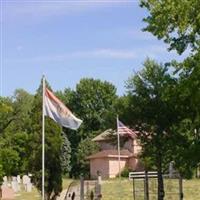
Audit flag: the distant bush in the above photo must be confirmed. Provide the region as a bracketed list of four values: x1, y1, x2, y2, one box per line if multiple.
[121, 167, 130, 177]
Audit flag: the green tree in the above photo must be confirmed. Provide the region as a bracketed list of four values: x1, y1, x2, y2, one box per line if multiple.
[0, 97, 14, 133]
[0, 131, 30, 174]
[0, 91, 33, 179]
[1, 90, 34, 174]
[61, 132, 71, 175]
[11, 89, 34, 132]
[29, 82, 62, 200]
[59, 78, 118, 177]
[72, 78, 117, 135]
[76, 138, 100, 177]
[126, 59, 179, 200]
[0, 148, 20, 176]
[140, 0, 200, 54]
[171, 55, 200, 175]
[140, 0, 200, 176]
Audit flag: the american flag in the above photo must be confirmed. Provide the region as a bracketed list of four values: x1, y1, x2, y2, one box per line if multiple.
[117, 119, 137, 138]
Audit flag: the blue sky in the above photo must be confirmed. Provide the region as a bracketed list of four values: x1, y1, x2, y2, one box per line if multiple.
[1, 0, 188, 97]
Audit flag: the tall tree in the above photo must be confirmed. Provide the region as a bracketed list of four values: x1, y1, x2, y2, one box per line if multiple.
[61, 132, 71, 176]
[76, 138, 100, 177]
[59, 78, 118, 177]
[140, 0, 200, 54]
[0, 90, 34, 176]
[0, 97, 14, 133]
[126, 59, 178, 200]
[11, 89, 34, 132]
[29, 82, 62, 200]
[140, 0, 200, 175]
[72, 78, 117, 135]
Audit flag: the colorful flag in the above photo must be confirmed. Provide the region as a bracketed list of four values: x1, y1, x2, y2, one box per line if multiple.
[44, 87, 82, 130]
[117, 119, 137, 138]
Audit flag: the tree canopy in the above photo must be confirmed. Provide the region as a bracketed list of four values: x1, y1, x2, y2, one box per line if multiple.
[140, 0, 200, 54]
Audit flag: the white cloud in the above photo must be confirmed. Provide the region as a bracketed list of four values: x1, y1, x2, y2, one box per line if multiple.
[3, 0, 135, 22]
[6, 48, 137, 63]
[74, 49, 137, 59]
[5, 45, 178, 63]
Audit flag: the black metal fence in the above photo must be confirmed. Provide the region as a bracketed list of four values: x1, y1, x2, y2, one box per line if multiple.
[129, 171, 183, 200]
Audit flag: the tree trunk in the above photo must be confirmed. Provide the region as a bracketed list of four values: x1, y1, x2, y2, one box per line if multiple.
[157, 152, 164, 200]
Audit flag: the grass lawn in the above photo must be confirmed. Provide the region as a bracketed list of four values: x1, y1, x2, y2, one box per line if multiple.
[15, 186, 40, 200]
[15, 178, 73, 200]
[13, 178, 200, 199]
[101, 178, 200, 200]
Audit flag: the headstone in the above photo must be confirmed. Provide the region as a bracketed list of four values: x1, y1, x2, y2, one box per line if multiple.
[11, 176, 19, 192]
[27, 182, 32, 192]
[2, 176, 8, 186]
[11, 181, 18, 192]
[3, 176, 7, 182]
[22, 175, 29, 191]
[17, 175, 21, 184]
[22, 175, 31, 192]
[17, 175, 21, 191]
[1, 185, 14, 200]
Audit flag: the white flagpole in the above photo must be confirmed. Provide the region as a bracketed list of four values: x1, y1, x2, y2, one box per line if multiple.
[117, 115, 121, 179]
[42, 76, 45, 200]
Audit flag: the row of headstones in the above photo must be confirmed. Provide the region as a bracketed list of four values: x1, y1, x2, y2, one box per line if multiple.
[2, 174, 32, 192]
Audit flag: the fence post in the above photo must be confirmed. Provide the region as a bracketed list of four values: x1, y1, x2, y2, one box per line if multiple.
[132, 178, 136, 200]
[144, 170, 149, 200]
[179, 176, 183, 200]
[80, 175, 84, 200]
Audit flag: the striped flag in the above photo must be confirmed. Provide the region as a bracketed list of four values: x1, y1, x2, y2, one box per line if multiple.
[117, 119, 137, 138]
[44, 87, 82, 130]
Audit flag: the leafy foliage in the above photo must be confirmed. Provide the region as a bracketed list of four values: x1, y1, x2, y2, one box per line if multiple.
[29, 82, 63, 200]
[76, 138, 100, 178]
[59, 78, 118, 177]
[0, 97, 14, 133]
[61, 132, 71, 175]
[140, 0, 200, 178]
[140, 0, 200, 54]
[0, 148, 20, 176]
[126, 59, 179, 199]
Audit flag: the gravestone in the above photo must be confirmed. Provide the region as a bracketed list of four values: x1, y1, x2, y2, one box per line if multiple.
[17, 175, 21, 191]
[22, 175, 29, 191]
[1, 185, 14, 200]
[17, 175, 21, 184]
[11, 176, 19, 192]
[27, 182, 32, 192]
[22, 174, 32, 192]
[2, 176, 8, 186]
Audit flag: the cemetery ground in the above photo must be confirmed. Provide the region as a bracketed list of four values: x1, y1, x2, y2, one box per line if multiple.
[101, 178, 200, 200]
[13, 178, 200, 199]
[14, 179, 73, 200]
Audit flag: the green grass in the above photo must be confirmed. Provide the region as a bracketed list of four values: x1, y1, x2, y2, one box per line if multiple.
[13, 178, 200, 200]
[15, 186, 40, 200]
[15, 178, 73, 200]
[62, 178, 74, 190]
[100, 178, 200, 200]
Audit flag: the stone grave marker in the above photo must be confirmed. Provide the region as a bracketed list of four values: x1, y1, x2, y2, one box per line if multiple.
[1, 185, 14, 200]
